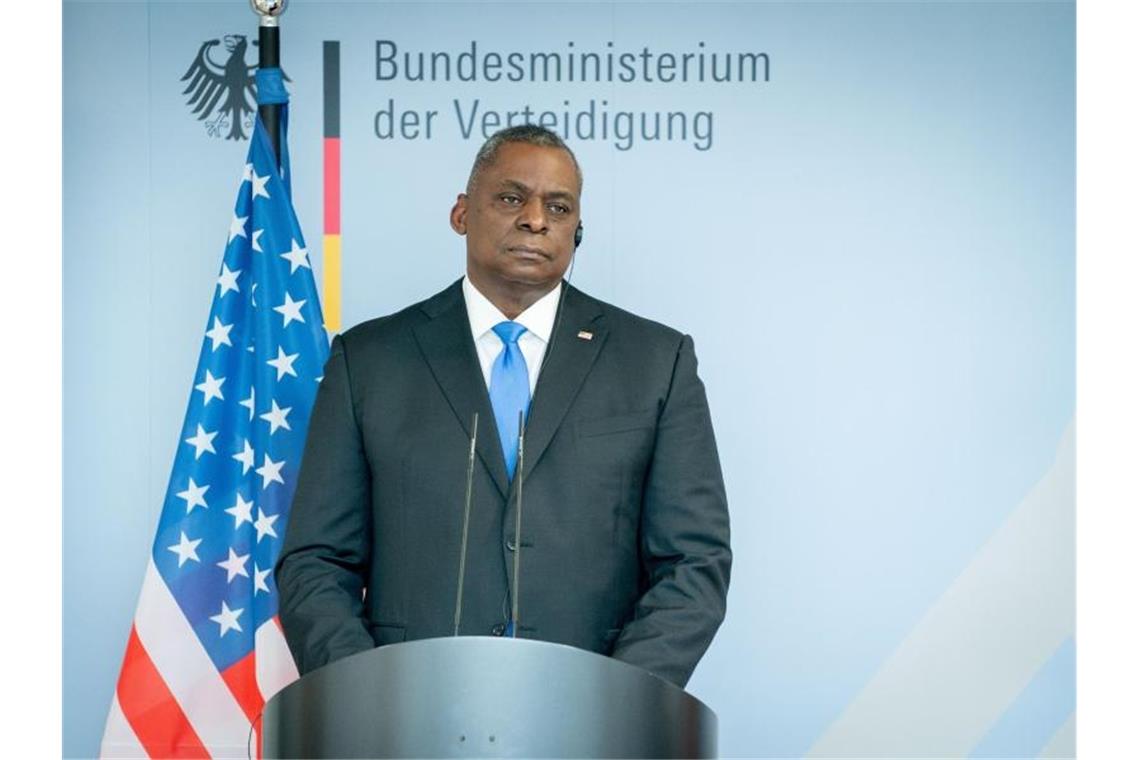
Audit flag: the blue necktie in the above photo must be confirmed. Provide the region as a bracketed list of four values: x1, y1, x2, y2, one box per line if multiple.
[490, 321, 531, 481]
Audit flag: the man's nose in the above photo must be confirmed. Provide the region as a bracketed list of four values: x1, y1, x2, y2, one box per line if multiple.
[516, 198, 548, 233]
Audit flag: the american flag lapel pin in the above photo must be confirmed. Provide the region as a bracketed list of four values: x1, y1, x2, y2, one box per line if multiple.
[577, 330, 594, 341]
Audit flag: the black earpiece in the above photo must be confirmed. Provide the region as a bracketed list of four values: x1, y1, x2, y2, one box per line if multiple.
[574, 221, 584, 250]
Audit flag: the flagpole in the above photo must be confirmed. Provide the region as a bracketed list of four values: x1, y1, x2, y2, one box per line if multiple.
[251, 0, 287, 166]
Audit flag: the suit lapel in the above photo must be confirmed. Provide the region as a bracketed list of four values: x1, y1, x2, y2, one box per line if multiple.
[520, 285, 607, 482]
[412, 281, 509, 498]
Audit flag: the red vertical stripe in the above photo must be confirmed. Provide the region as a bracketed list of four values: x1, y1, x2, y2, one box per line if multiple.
[221, 649, 265, 724]
[221, 650, 266, 759]
[323, 137, 341, 234]
[116, 626, 210, 758]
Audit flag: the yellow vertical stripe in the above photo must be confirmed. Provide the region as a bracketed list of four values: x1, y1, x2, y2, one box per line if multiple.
[322, 234, 342, 334]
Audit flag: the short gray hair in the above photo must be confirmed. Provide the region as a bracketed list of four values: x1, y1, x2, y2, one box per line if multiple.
[466, 125, 583, 194]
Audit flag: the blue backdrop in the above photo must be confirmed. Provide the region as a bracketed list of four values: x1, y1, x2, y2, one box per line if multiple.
[64, 1, 1075, 757]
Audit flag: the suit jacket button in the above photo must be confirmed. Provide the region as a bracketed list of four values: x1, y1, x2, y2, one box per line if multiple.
[506, 538, 516, 552]
[491, 623, 506, 636]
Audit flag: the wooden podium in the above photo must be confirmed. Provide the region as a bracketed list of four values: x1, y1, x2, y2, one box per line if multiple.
[262, 636, 717, 758]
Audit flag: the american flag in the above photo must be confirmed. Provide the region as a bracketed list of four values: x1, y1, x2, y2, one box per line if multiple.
[101, 86, 328, 758]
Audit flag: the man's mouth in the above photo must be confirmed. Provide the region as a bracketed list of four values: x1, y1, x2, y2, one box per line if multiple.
[506, 246, 549, 259]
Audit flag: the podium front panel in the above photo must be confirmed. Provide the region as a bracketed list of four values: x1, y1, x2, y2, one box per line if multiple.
[262, 636, 717, 758]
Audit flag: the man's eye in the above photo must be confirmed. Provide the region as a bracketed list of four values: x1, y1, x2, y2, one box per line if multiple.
[499, 194, 522, 205]
[547, 204, 570, 215]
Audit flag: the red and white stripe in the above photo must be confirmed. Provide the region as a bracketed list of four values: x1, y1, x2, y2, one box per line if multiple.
[101, 560, 298, 759]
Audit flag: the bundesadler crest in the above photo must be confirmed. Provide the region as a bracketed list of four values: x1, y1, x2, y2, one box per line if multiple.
[181, 35, 258, 140]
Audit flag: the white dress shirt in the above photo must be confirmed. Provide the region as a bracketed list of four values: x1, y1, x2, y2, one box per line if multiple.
[462, 276, 562, 396]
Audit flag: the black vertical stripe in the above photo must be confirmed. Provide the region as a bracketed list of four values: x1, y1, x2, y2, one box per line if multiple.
[323, 41, 340, 138]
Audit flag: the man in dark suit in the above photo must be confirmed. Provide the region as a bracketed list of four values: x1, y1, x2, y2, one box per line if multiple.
[276, 125, 731, 688]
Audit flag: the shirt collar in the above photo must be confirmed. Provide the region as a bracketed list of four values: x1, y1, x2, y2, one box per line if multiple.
[462, 276, 562, 344]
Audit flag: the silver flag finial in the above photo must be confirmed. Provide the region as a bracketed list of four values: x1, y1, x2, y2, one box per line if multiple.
[249, 0, 288, 26]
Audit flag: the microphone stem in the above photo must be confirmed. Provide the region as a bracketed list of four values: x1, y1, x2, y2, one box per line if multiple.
[511, 410, 525, 635]
[453, 412, 478, 636]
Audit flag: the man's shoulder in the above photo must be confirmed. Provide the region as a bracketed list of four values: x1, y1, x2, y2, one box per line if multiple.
[336, 279, 463, 351]
[568, 285, 687, 350]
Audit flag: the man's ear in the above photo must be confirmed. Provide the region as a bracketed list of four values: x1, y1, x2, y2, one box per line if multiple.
[449, 194, 468, 235]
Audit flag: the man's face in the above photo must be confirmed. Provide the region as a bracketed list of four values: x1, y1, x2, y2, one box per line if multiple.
[451, 142, 581, 300]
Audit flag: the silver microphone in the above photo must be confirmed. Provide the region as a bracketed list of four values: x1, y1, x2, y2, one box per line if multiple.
[452, 412, 479, 636]
[510, 410, 525, 637]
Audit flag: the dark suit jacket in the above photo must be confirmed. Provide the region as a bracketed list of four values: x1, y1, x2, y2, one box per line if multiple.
[275, 280, 731, 687]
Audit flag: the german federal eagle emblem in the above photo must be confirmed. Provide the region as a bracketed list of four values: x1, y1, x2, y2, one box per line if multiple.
[181, 35, 257, 140]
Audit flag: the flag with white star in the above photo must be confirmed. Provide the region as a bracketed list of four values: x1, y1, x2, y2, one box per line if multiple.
[102, 69, 328, 759]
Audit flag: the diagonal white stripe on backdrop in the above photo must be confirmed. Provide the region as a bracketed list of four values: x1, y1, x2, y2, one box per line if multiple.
[1038, 711, 1075, 759]
[808, 421, 1074, 758]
